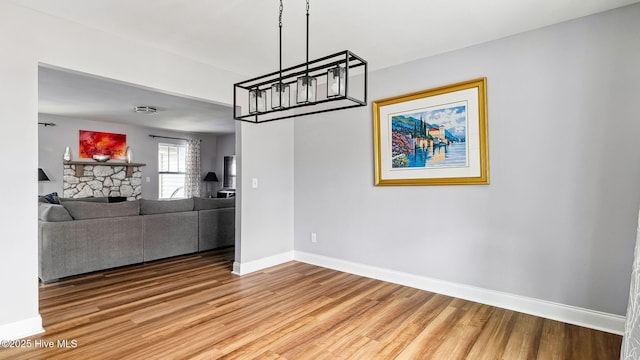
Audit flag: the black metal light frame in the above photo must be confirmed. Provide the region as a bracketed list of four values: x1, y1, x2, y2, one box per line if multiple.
[233, 0, 368, 124]
[234, 50, 367, 124]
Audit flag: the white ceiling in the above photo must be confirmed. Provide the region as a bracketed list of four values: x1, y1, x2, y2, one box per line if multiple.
[38, 66, 236, 134]
[21, 0, 639, 134]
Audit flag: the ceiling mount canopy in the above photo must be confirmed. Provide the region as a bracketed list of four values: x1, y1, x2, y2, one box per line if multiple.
[234, 0, 368, 124]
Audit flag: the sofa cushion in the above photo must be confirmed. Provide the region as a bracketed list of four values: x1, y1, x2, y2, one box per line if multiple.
[142, 212, 198, 261]
[193, 197, 235, 210]
[38, 203, 73, 222]
[139, 198, 194, 215]
[59, 197, 109, 203]
[62, 200, 140, 220]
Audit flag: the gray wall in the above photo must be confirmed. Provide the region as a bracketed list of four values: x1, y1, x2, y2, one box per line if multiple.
[294, 4, 640, 315]
[215, 133, 236, 192]
[38, 114, 222, 199]
[237, 120, 294, 265]
[0, 0, 242, 338]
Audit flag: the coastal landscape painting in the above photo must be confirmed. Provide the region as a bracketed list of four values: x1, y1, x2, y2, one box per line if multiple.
[373, 78, 489, 186]
[391, 105, 468, 169]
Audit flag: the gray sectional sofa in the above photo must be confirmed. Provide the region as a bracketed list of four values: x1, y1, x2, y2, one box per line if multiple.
[38, 197, 235, 283]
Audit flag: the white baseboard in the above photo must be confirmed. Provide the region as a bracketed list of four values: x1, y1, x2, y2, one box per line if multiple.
[294, 251, 625, 335]
[0, 316, 44, 341]
[232, 251, 294, 276]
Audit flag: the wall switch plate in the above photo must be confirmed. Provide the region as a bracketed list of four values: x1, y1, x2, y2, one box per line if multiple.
[311, 232, 317, 243]
[146, 177, 150, 183]
[252, 178, 258, 189]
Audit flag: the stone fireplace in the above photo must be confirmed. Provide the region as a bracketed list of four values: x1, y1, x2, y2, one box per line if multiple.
[63, 162, 145, 199]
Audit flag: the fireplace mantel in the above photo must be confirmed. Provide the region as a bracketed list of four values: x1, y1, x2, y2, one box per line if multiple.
[64, 161, 146, 177]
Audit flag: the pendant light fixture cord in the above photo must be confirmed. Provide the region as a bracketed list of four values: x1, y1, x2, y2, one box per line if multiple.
[279, 0, 283, 83]
[305, 0, 310, 74]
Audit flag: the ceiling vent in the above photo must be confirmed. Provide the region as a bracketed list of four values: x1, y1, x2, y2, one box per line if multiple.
[133, 106, 158, 115]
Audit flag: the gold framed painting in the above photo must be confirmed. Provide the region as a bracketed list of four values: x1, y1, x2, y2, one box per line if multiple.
[373, 78, 489, 186]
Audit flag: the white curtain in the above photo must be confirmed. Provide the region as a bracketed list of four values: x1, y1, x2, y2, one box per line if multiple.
[622, 211, 640, 359]
[184, 139, 201, 198]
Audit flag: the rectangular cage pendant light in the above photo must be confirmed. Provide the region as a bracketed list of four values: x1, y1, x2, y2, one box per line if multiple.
[234, 50, 367, 123]
[296, 75, 317, 104]
[327, 66, 346, 98]
[233, 0, 367, 124]
[248, 88, 266, 114]
[271, 82, 290, 110]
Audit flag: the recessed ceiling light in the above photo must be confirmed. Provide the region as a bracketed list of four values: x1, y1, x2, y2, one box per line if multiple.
[133, 106, 158, 115]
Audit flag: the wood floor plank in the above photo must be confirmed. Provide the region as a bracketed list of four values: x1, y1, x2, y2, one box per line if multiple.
[0, 247, 622, 359]
[537, 319, 566, 360]
[393, 305, 461, 359]
[466, 307, 517, 359]
[370, 294, 455, 358]
[501, 312, 544, 359]
[417, 302, 489, 360]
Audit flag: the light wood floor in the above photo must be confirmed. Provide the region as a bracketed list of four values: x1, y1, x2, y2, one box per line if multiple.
[1, 247, 621, 359]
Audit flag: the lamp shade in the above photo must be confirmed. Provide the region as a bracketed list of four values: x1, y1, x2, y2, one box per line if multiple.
[203, 172, 219, 182]
[38, 168, 50, 182]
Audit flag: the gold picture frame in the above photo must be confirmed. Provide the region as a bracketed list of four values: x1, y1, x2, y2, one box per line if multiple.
[373, 78, 489, 186]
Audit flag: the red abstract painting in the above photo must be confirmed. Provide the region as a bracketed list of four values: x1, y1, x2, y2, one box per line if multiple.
[79, 130, 127, 159]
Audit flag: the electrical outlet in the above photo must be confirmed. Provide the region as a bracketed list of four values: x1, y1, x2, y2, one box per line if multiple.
[311, 232, 317, 243]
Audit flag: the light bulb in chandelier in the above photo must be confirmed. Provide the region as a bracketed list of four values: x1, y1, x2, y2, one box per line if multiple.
[327, 66, 346, 98]
[271, 82, 290, 110]
[296, 75, 317, 104]
[249, 88, 267, 114]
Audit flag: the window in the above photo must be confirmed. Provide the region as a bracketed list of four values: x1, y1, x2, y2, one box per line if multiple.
[158, 143, 186, 199]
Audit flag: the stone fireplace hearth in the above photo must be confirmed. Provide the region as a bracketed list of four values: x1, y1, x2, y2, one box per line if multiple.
[63, 162, 145, 199]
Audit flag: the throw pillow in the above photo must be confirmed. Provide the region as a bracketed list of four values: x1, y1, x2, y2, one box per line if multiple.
[38, 192, 60, 204]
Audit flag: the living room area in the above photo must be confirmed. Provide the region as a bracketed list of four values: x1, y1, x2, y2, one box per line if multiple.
[35, 65, 238, 284]
[2, 0, 640, 358]
[37, 66, 237, 202]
